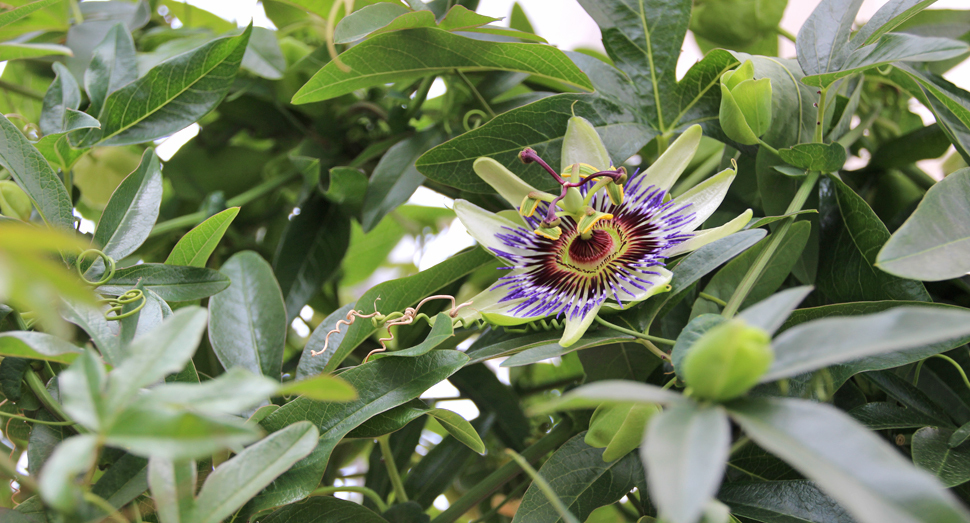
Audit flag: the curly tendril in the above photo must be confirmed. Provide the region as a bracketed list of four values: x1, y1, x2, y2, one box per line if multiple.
[463, 110, 488, 132]
[101, 289, 146, 321]
[75, 249, 116, 286]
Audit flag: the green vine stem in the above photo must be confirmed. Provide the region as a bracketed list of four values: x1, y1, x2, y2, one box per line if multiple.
[24, 368, 76, 428]
[505, 449, 580, 523]
[913, 354, 970, 393]
[593, 316, 675, 346]
[431, 420, 575, 523]
[311, 486, 389, 512]
[378, 434, 409, 504]
[0, 408, 75, 426]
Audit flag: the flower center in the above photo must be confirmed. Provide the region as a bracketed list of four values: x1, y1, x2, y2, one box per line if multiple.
[567, 229, 614, 265]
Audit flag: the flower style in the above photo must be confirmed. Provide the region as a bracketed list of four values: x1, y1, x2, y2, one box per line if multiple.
[454, 117, 752, 347]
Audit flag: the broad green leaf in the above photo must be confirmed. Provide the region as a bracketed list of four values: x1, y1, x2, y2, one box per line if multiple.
[913, 427, 970, 487]
[242, 27, 286, 80]
[191, 421, 319, 523]
[0, 0, 64, 28]
[717, 480, 853, 523]
[952, 422, 970, 448]
[777, 143, 847, 172]
[738, 286, 814, 335]
[148, 458, 197, 523]
[83, 22, 137, 119]
[889, 66, 970, 165]
[870, 124, 951, 169]
[277, 374, 358, 402]
[533, 380, 685, 415]
[0, 114, 73, 229]
[849, 402, 943, 430]
[513, 433, 645, 523]
[27, 410, 68, 476]
[450, 364, 531, 451]
[803, 33, 967, 88]
[0, 331, 82, 364]
[90, 26, 250, 146]
[644, 403, 731, 523]
[98, 264, 231, 301]
[796, 0, 865, 76]
[877, 168, 970, 281]
[58, 349, 108, 431]
[346, 400, 428, 439]
[142, 367, 279, 415]
[38, 434, 99, 513]
[273, 196, 350, 323]
[691, 221, 810, 318]
[164, 207, 239, 267]
[303, 247, 492, 374]
[817, 175, 930, 302]
[246, 351, 468, 514]
[728, 397, 970, 523]
[852, 0, 938, 48]
[292, 27, 593, 104]
[427, 408, 485, 454]
[0, 42, 70, 61]
[105, 307, 207, 411]
[372, 312, 454, 360]
[260, 497, 389, 523]
[105, 406, 260, 460]
[89, 453, 148, 512]
[39, 62, 80, 136]
[61, 297, 120, 362]
[88, 149, 162, 276]
[334, 3, 410, 43]
[866, 371, 954, 428]
[208, 251, 286, 380]
[361, 130, 442, 232]
[764, 306, 970, 382]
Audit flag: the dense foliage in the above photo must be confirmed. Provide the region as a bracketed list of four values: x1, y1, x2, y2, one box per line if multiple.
[3, 0, 970, 522]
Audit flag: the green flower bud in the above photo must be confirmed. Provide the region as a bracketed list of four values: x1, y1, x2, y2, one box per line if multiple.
[586, 402, 661, 462]
[0, 181, 33, 221]
[719, 60, 773, 146]
[690, 0, 787, 50]
[682, 318, 773, 401]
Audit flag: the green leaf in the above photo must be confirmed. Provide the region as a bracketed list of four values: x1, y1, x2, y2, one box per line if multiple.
[853, 0, 938, 48]
[0, 332, 82, 364]
[427, 408, 485, 454]
[817, 175, 930, 302]
[533, 380, 685, 415]
[98, 264, 231, 302]
[777, 143, 847, 172]
[361, 131, 443, 232]
[87, 149, 162, 276]
[717, 480, 853, 523]
[346, 400, 428, 439]
[208, 251, 286, 380]
[877, 168, 970, 281]
[260, 497, 389, 523]
[38, 434, 99, 513]
[105, 307, 208, 412]
[870, 124, 951, 169]
[273, 196, 350, 323]
[513, 433, 645, 523]
[849, 402, 943, 430]
[371, 312, 454, 360]
[83, 23, 137, 120]
[190, 421, 320, 523]
[142, 367, 280, 415]
[0, 42, 70, 61]
[728, 397, 970, 523]
[158, 0, 235, 32]
[0, 0, 64, 29]
[890, 66, 970, 165]
[292, 27, 593, 104]
[89, 453, 148, 513]
[691, 221, 810, 318]
[644, 403, 730, 523]
[0, 114, 73, 229]
[450, 364, 531, 451]
[334, 3, 410, 43]
[764, 306, 970, 382]
[164, 207, 239, 267]
[738, 286, 814, 335]
[866, 370, 954, 429]
[404, 415, 493, 507]
[325, 167, 368, 214]
[104, 406, 260, 460]
[242, 27, 286, 80]
[952, 422, 970, 448]
[246, 351, 468, 514]
[302, 247, 492, 374]
[913, 427, 970, 488]
[796, 0, 865, 77]
[61, 297, 120, 363]
[492, 331, 631, 368]
[148, 458, 197, 523]
[90, 26, 251, 146]
[277, 374, 358, 402]
[39, 62, 80, 136]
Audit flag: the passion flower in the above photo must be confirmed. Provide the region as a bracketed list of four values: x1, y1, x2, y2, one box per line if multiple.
[454, 117, 752, 347]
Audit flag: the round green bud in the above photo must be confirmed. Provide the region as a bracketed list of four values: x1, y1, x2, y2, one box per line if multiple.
[682, 318, 773, 401]
[690, 0, 787, 49]
[0, 180, 33, 221]
[585, 402, 661, 462]
[719, 61, 773, 145]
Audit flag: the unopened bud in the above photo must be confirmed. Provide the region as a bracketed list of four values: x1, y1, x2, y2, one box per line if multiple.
[719, 60, 773, 146]
[682, 318, 773, 401]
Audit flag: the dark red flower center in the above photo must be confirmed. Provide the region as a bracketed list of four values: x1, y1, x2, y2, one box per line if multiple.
[567, 229, 614, 265]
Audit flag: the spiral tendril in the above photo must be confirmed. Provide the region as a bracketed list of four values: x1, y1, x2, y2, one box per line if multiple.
[101, 289, 146, 321]
[75, 249, 116, 286]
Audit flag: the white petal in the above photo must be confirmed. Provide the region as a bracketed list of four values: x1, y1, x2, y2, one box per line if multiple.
[601, 267, 673, 312]
[669, 166, 737, 232]
[454, 200, 531, 257]
[641, 125, 702, 192]
[473, 157, 550, 210]
[665, 209, 753, 257]
[561, 116, 611, 172]
[453, 285, 530, 327]
[560, 301, 605, 347]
